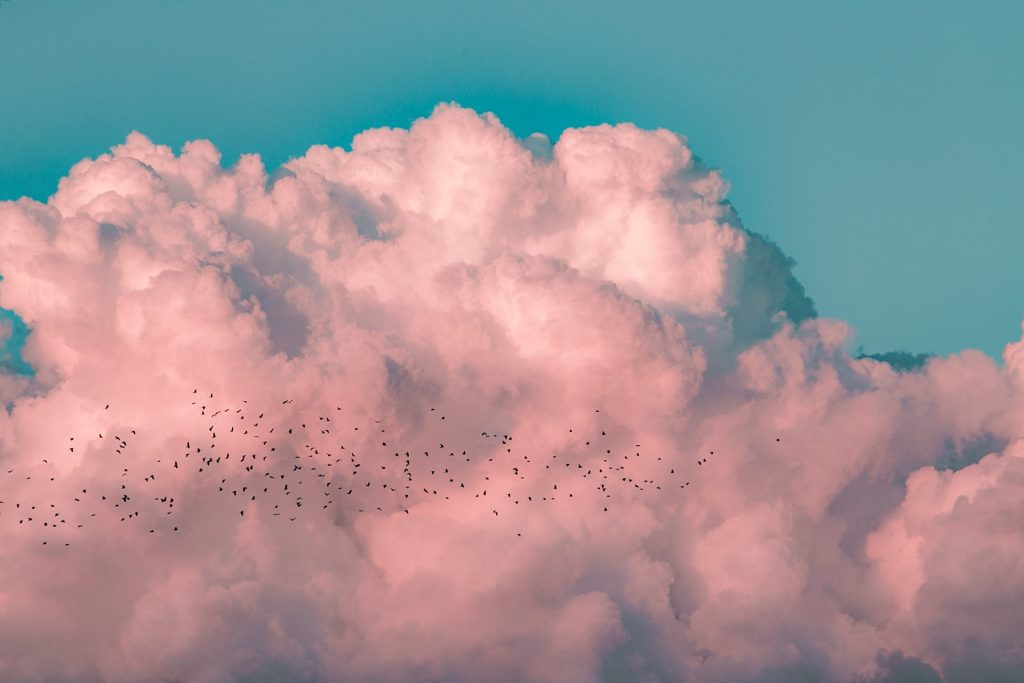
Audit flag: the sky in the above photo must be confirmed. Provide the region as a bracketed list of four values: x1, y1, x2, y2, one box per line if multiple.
[1, 0, 1022, 358]
[2, 4, 1024, 683]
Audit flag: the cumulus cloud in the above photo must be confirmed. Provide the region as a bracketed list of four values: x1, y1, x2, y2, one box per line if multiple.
[0, 103, 1022, 682]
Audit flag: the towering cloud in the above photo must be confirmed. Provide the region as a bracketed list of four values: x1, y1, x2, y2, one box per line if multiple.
[0, 104, 1020, 682]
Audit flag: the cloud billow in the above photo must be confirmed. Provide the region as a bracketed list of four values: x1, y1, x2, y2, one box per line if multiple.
[0, 104, 1021, 683]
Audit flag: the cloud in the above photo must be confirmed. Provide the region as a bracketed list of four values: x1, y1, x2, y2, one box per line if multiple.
[0, 103, 1021, 682]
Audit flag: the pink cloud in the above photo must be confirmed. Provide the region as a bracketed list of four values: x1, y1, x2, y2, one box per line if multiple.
[0, 103, 1021, 682]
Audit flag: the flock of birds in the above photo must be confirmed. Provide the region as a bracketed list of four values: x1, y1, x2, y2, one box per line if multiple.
[1, 391, 719, 547]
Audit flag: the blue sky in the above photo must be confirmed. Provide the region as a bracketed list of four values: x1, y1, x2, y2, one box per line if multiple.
[1, 0, 1022, 358]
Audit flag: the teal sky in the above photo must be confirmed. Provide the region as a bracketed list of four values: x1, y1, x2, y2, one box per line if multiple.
[1, 0, 1022, 358]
